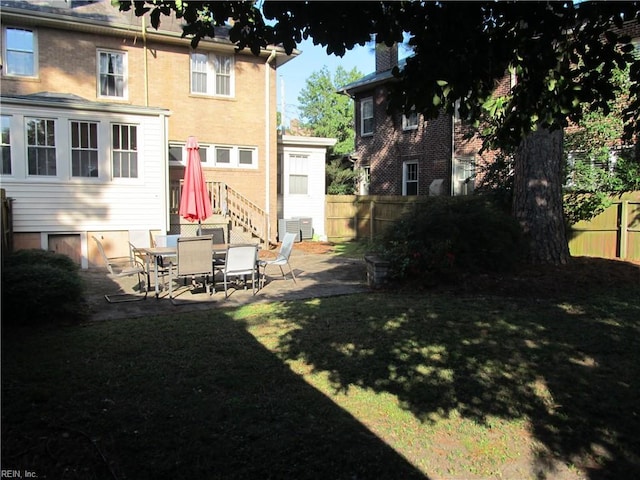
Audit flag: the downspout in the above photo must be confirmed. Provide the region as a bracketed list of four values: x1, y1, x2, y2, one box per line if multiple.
[265, 49, 277, 245]
[142, 16, 149, 106]
[451, 101, 457, 196]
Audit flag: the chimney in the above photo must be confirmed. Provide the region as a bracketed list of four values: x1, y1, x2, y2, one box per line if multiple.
[375, 43, 398, 73]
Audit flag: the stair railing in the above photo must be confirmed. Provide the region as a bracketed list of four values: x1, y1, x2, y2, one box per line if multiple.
[169, 180, 269, 244]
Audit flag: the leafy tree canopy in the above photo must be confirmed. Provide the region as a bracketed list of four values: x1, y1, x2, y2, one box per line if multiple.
[118, 1, 640, 147]
[297, 65, 362, 157]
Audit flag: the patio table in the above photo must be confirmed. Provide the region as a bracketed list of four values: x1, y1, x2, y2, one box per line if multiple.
[139, 243, 228, 297]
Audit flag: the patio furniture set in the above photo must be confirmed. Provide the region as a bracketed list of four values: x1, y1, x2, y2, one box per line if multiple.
[93, 231, 297, 305]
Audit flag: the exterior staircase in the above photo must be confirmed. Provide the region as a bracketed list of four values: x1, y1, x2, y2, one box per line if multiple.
[169, 180, 269, 245]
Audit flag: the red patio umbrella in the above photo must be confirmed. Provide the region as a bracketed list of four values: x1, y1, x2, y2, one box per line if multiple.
[179, 136, 213, 235]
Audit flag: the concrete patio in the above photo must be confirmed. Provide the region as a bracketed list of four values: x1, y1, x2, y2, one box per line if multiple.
[82, 248, 369, 321]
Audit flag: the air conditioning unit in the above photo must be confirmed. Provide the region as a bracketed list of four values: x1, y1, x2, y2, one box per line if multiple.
[293, 217, 313, 240]
[278, 218, 301, 242]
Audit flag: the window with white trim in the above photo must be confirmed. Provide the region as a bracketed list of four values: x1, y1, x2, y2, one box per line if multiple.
[27, 118, 56, 176]
[214, 145, 257, 168]
[402, 108, 418, 130]
[1, 116, 11, 175]
[112, 124, 137, 178]
[190, 52, 234, 97]
[289, 153, 309, 195]
[402, 160, 418, 196]
[3, 27, 36, 77]
[454, 157, 475, 196]
[71, 121, 99, 177]
[361, 97, 374, 136]
[169, 144, 184, 163]
[98, 50, 127, 99]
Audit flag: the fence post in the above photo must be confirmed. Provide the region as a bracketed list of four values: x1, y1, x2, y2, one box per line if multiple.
[619, 200, 629, 259]
[370, 199, 375, 242]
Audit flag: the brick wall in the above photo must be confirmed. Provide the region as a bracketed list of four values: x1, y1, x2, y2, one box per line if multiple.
[1, 21, 279, 241]
[354, 86, 453, 196]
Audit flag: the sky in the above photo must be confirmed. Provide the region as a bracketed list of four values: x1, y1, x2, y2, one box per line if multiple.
[276, 38, 376, 126]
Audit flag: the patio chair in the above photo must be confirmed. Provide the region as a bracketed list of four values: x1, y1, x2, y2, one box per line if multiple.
[168, 235, 215, 305]
[200, 227, 227, 271]
[222, 244, 259, 298]
[259, 232, 297, 288]
[128, 230, 168, 294]
[92, 236, 148, 303]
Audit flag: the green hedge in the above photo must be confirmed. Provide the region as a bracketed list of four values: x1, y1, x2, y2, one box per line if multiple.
[377, 197, 526, 285]
[2, 249, 85, 326]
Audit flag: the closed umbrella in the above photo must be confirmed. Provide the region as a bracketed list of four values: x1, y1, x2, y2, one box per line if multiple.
[179, 136, 213, 235]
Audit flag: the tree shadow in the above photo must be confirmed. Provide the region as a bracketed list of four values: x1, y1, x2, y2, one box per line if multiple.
[274, 283, 640, 479]
[1, 310, 428, 480]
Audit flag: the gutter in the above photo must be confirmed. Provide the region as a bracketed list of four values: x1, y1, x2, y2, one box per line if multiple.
[265, 48, 277, 245]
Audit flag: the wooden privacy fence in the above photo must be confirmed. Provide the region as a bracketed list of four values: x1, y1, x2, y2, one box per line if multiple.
[567, 192, 640, 261]
[325, 193, 640, 261]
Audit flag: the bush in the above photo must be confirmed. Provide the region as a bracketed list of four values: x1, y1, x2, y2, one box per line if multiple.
[2, 250, 85, 326]
[376, 197, 526, 285]
[3, 248, 79, 272]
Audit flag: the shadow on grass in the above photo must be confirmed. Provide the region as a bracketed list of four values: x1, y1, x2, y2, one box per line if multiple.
[1, 311, 428, 480]
[274, 281, 640, 479]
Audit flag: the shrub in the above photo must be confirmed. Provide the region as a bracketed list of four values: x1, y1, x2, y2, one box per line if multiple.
[377, 197, 526, 285]
[2, 250, 85, 326]
[3, 248, 79, 272]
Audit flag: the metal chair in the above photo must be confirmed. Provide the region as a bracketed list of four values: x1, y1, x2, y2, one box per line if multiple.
[200, 227, 227, 270]
[259, 232, 297, 288]
[222, 244, 259, 298]
[128, 229, 163, 292]
[168, 235, 214, 305]
[92, 236, 148, 303]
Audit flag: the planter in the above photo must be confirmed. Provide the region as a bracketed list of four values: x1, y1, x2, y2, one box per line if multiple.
[364, 254, 390, 288]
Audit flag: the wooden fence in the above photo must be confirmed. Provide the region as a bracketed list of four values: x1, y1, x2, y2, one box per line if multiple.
[325, 193, 640, 262]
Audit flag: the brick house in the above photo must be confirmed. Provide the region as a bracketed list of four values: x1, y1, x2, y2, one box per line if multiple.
[0, 0, 296, 267]
[340, 44, 511, 198]
[341, 25, 638, 199]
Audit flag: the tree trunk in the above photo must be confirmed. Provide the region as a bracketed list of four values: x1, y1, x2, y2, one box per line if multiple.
[513, 127, 570, 265]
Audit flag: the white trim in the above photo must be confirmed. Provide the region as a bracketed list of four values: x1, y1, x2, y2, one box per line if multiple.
[2, 25, 38, 78]
[402, 160, 418, 196]
[190, 51, 235, 98]
[402, 109, 419, 131]
[360, 97, 374, 136]
[97, 49, 129, 100]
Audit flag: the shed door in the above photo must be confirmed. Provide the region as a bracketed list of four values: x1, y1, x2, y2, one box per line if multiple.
[48, 234, 81, 265]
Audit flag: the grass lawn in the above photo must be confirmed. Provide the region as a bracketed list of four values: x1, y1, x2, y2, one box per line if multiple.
[2, 266, 639, 479]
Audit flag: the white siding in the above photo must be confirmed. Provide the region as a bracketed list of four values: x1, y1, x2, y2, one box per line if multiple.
[280, 146, 327, 238]
[1, 101, 170, 267]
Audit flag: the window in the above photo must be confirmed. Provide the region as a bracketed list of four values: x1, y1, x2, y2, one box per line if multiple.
[71, 121, 99, 177]
[455, 157, 475, 195]
[238, 148, 255, 166]
[3, 27, 36, 77]
[361, 97, 374, 135]
[169, 144, 184, 163]
[27, 118, 56, 176]
[358, 165, 370, 195]
[402, 161, 418, 196]
[215, 147, 231, 165]
[1, 116, 11, 175]
[402, 109, 419, 130]
[98, 50, 127, 98]
[112, 124, 137, 178]
[289, 153, 309, 194]
[190, 52, 234, 97]
[213, 145, 257, 168]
